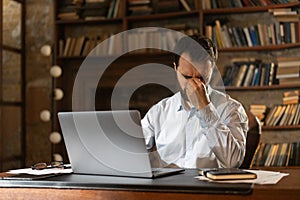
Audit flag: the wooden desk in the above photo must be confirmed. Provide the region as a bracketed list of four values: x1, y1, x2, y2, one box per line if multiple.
[0, 168, 299, 200]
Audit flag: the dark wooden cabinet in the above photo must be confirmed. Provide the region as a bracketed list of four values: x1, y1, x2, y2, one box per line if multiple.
[0, 0, 26, 171]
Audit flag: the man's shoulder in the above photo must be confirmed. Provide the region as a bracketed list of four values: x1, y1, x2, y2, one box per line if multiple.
[210, 88, 242, 106]
[160, 92, 180, 102]
[150, 92, 181, 111]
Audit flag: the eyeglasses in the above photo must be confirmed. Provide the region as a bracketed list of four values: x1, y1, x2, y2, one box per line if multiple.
[31, 161, 65, 170]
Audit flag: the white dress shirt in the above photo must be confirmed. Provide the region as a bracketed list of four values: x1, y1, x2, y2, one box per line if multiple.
[141, 86, 248, 169]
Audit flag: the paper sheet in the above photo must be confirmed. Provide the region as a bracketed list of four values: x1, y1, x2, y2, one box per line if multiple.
[196, 169, 289, 185]
[7, 164, 73, 175]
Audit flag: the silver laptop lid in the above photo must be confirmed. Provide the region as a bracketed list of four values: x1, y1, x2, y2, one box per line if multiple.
[58, 110, 153, 178]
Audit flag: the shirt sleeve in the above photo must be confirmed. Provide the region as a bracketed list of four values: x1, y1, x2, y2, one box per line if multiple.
[196, 100, 248, 168]
[141, 106, 157, 150]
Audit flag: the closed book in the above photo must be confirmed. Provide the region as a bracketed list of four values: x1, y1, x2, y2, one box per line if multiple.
[233, 64, 248, 86]
[283, 22, 291, 44]
[277, 66, 299, 75]
[257, 23, 266, 46]
[231, 27, 242, 47]
[272, 105, 287, 126]
[268, 63, 276, 86]
[278, 104, 291, 126]
[287, 104, 297, 125]
[292, 104, 300, 125]
[251, 64, 262, 86]
[236, 26, 247, 46]
[221, 25, 233, 48]
[250, 104, 267, 111]
[278, 60, 300, 68]
[243, 27, 253, 47]
[283, 90, 299, 97]
[278, 143, 288, 166]
[179, 0, 191, 11]
[199, 168, 257, 180]
[227, 27, 238, 47]
[255, 143, 266, 166]
[243, 64, 255, 86]
[215, 20, 224, 48]
[248, 26, 259, 46]
[265, 105, 277, 126]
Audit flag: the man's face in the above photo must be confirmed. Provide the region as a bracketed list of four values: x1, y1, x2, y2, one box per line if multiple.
[176, 52, 213, 102]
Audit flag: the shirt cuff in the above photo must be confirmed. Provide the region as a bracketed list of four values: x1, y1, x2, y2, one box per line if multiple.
[196, 102, 220, 129]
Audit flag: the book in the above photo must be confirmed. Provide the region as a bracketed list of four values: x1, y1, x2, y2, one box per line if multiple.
[243, 64, 255, 86]
[214, 20, 224, 48]
[63, 37, 72, 57]
[292, 104, 300, 125]
[287, 104, 297, 125]
[254, 143, 266, 166]
[272, 105, 286, 126]
[250, 104, 267, 123]
[278, 104, 291, 126]
[233, 64, 248, 86]
[278, 143, 288, 166]
[179, 0, 191, 11]
[265, 105, 277, 126]
[73, 36, 85, 56]
[278, 60, 300, 68]
[283, 95, 299, 104]
[284, 90, 299, 97]
[243, 26, 253, 47]
[198, 168, 257, 180]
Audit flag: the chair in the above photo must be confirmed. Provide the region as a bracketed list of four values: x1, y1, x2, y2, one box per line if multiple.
[239, 111, 261, 169]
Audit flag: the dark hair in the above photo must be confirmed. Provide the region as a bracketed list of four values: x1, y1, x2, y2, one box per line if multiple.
[173, 35, 218, 66]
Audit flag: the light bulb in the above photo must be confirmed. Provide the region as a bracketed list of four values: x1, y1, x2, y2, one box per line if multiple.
[50, 65, 62, 78]
[53, 153, 63, 162]
[49, 131, 62, 144]
[40, 110, 51, 122]
[40, 44, 52, 56]
[54, 88, 64, 100]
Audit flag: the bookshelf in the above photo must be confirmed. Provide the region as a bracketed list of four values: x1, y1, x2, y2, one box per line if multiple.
[53, 0, 300, 165]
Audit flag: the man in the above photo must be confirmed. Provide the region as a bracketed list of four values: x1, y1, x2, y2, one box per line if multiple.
[141, 35, 248, 169]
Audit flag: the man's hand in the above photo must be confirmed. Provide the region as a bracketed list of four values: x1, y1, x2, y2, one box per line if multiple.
[185, 78, 210, 110]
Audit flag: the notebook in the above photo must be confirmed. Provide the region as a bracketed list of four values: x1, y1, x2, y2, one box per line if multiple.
[198, 168, 257, 180]
[58, 110, 184, 178]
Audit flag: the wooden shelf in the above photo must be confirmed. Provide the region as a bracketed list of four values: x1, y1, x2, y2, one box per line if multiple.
[203, 2, 300, 14]
[55, 18, 123, 25]
[223, 84, 300, 91]
[125, 10, 199, 21]
[57, 50, 173, 60]
[2, 44, 22, 53]
[262, 125, 300, 131]
[219, 43, 300, 52]
[0, 101, 23, 106]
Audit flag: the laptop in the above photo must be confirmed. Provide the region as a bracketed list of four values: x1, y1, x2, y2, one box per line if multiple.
[58, 110, 184, 178]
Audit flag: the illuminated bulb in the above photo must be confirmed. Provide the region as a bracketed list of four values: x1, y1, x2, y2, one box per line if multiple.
[50, 65, 62, 78]
[40, 110, 51, 122]
[53, 153, 63, 162]
[49, 131, 62, 144]
[40, 44, 52, 56]
[54, 88, 64, 100]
